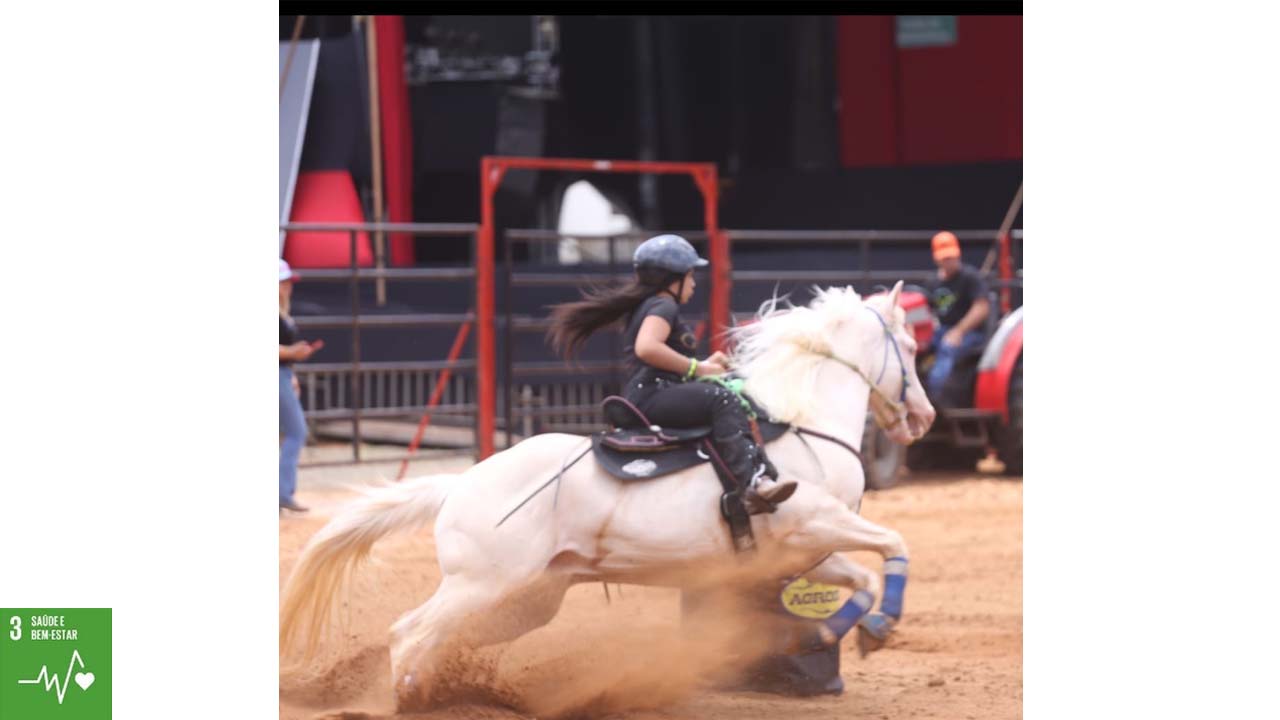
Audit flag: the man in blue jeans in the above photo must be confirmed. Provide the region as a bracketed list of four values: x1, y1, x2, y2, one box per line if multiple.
[925, 231, 990, 403]
[280, 259, 317, 513]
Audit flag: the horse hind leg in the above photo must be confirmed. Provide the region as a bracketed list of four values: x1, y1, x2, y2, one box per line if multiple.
[457, 572, 572, 648]
[389, 572, 571, 711]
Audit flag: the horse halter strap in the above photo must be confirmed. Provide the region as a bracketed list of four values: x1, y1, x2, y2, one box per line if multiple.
[864, 306, 909, 406]
[820, 307, 909, 429]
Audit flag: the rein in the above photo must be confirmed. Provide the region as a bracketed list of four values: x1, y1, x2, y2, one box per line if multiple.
[494, 441, 592, 528]
[793, 426, 862, 462]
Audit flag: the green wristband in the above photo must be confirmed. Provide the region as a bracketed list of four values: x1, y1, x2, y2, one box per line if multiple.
[685, 357, 698, 380]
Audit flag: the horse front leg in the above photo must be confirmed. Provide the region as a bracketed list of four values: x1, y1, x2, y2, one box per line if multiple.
[806, 553, 880, 646]
[783, 500, 910, 655]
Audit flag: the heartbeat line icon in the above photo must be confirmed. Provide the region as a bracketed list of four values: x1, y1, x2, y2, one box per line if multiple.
[16, 648, 88, 705]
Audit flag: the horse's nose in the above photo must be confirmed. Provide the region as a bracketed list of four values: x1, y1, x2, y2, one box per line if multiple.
[919, 405, 937, 431]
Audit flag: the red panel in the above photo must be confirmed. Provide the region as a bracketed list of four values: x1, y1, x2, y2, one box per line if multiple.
[374, 15, 415, 266]
[835, 15, 1022, 167]
[835, 16, 899, 167]
[897, 16, 1022, 165]
[974, 321, 1022, 422]
[284, 170, 375, 268]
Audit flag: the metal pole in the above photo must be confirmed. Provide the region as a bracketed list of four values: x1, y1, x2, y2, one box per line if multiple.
[860, 237, 871, 291]
[998, 232, 1013, 315]
[349, 229, 362, 461]
[607, 234, 620, 394]
[981, 183, 1024, 276]
[477, 164, 498, 459]
[279, 15, 306, 101]
[365, 16, 388, 306]
[503, 230, 515, 450]
[696, 166, 730, 353]
[396, 320, 473, 481]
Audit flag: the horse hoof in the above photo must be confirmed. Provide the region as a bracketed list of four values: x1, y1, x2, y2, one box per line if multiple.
[855, 613, 894, 658]
[394, 673, 431, 713]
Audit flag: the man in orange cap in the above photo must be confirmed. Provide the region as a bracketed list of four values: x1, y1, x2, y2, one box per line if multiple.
[924, 231, 990, 403]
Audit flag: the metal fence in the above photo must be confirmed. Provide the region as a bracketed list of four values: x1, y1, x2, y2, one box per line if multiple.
[495, 227, 1022, 447]
[282, 223, 1022, 466]
[282, 221, 480, 466]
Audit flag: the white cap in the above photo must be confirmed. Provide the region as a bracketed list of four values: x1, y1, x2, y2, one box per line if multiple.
[279, 258, 300, 282]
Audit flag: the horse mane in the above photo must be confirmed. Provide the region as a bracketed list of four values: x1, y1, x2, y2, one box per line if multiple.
[729, 286, 903, 424]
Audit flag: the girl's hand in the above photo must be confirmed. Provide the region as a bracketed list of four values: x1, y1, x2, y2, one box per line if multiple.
[704, 351, 731, 368]
[695, 360, 727, 377]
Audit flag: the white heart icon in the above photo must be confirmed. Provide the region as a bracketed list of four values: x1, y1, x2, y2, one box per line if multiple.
[75, 672, 94, 691]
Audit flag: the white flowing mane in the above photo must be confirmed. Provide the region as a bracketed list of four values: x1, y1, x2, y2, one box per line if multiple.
[729, 286, 902, 424]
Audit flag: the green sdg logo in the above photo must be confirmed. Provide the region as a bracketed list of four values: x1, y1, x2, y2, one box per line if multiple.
[0, 609, 111, 719]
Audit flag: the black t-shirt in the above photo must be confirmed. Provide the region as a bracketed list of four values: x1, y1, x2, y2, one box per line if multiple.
[280, 314, 299, 366]
[927, 265, 988, 328]
[622, 294, 697, 382]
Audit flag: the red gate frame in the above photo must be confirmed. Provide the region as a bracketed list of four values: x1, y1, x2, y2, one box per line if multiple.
[477, 155, 730, 459]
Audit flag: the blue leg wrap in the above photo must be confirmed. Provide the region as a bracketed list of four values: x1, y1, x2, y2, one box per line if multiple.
[881, 556, 908, 621]
[821, 589, 875, 640]
[857, 612, 894, 641]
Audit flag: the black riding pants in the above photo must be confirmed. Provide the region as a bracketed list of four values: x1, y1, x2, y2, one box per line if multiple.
[625, 376, 762, 489]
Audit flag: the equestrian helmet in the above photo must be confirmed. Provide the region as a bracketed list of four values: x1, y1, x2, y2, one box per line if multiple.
[633, 234, 708, 274]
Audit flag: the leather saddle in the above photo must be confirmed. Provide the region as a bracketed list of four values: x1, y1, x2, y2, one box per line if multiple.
[592, 395, 789, 481]
[592, 394, 792, 554]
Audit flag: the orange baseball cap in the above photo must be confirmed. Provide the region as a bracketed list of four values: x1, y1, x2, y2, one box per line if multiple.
[932, 231, 961, 261]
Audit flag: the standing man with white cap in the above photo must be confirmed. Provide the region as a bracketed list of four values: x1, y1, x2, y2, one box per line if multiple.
[279, 259, 321, 513]
[924, 231, 990, 403]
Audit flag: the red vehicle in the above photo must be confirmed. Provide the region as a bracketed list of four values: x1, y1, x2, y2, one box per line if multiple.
[860, 288, 1023, 488]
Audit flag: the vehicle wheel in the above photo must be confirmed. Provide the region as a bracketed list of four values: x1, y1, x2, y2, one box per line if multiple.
[998, 356, 1023, 476]
[862, 423, 905, 490]
[906, 441, 938, 471]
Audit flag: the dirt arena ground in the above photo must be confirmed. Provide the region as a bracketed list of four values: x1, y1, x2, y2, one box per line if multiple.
[280, 452, 1022, 719]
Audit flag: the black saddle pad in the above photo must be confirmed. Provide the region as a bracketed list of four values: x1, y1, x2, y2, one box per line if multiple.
[592, 420, 790, 481]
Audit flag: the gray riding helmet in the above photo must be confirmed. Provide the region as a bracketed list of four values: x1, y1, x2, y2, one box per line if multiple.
[632, 234, 709, 274]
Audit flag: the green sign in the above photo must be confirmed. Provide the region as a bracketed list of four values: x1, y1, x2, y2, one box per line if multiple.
[0, 609, 111, 719]
[896, 16, 958, 48]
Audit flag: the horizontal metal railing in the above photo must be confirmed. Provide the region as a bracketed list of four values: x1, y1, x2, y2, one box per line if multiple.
[727, 229, 1023, 243]
[296, 267, 474, 282]
[294, 313, 477, 329]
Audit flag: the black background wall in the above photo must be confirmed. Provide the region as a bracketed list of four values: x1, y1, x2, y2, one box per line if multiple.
[283, 16, 1023, 252]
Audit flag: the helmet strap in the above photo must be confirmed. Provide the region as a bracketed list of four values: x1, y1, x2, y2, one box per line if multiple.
[660, 274, 686, 304]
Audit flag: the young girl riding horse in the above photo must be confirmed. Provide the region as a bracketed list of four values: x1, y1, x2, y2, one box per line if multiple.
[547, 234, 797, 513]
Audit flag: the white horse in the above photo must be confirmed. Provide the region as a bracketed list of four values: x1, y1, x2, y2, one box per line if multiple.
[280, 281, 936, 710]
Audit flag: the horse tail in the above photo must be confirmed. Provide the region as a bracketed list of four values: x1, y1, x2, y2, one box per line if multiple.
[280, 474, 462, 663]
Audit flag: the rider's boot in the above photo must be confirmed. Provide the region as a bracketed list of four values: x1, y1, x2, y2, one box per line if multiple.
[720, 433, 796, 515]
[744, 447, 797, 514]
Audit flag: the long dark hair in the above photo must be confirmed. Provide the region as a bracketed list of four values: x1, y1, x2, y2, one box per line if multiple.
[547, 267, 681, 359]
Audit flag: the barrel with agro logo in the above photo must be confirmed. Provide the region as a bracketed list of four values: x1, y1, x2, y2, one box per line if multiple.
[681, 576, 848, 696]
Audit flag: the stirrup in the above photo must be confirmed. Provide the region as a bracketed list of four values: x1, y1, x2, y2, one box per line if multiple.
[751, 466, 798, 506]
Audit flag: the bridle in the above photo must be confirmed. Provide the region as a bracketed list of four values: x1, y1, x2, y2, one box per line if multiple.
[820, 306, 910, 431]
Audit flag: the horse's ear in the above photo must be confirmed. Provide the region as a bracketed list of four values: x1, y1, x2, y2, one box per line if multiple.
[889, 280, 904, 308]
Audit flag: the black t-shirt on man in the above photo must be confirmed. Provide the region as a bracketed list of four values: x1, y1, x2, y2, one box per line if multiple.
[622, 293, 697, 382]
[280, 314, 300, 367]
[927, 265, 988, 329]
